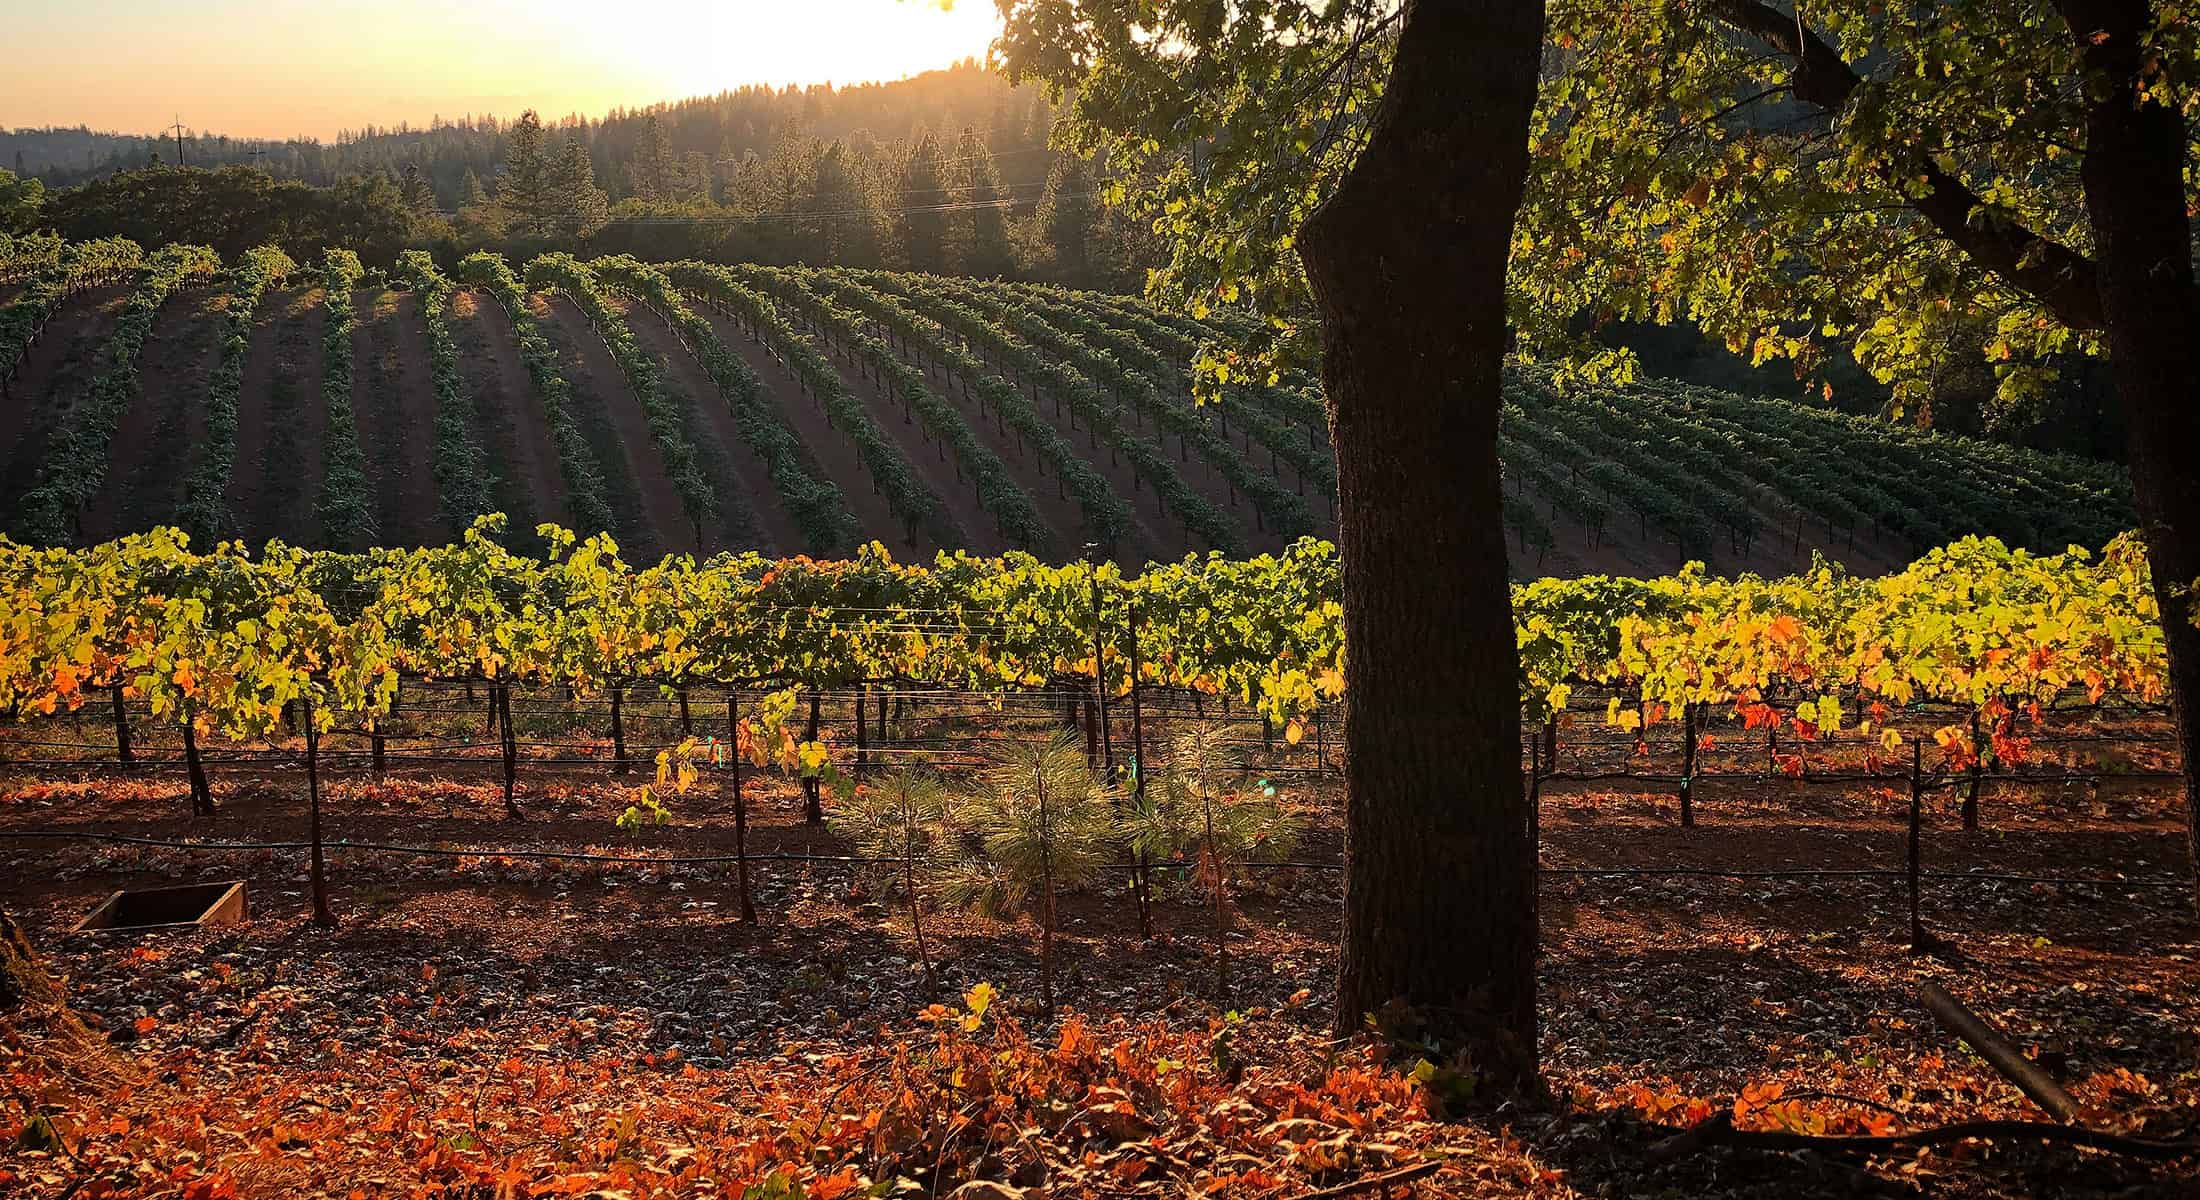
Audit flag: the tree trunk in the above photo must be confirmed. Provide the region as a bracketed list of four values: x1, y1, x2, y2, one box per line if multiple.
[2071, 0, 2200, 910]
[0, 907, 63, 1014]
[1296, 0, 1542, 1085]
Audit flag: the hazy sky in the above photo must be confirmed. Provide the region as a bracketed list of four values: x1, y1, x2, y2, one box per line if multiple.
[0, 0, 1003, 140]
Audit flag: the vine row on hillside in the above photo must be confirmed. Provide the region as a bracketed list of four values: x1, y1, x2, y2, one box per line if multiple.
[750, 266, 1051, 554]
[666, 262, 958, 550]
[394, 251, 496, 531]
[453, 253, 619, 540]
[918, 274, 1313, 539]
[11, 244, 221, 546]
[1, 236, 144, 395]
[862, 272, 1240, 553]
[315, 251, 378, 549]
[589, 257, 859, 556]
[178, 246, 296, 544]
[821, 271, 1137, 553]
[528, 253, 736, 551]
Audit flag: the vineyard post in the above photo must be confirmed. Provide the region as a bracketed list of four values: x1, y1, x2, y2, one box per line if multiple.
[1126, 603, 1153, 939]
[728, 692, 756, 924]
[182, 720, 213, 818]
[1542, 716, 1559, 780]
[1679, 701, 1699, 828]
[678, 687, 692, 737]
[1087, 549, 1114, 779]
[370, 712, 385, 780]
[1315, 705, 1329, 773]
[304, 694, 334, 927]
[1963, 710, 1983, 831]
[109, 684, 133, 767]
[610, 683, 629, 776]
[1528, 729, 1543, 867]
[803, 689, 822, 824]
[855, 685, 869, 778]
[498, 681, 519, 820]
[1907, 738, 1924, 951]
[485, 683, 497, 735]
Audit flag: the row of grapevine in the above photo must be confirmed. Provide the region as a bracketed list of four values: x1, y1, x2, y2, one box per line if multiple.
[314, 251, 378, 549]
[666, 262, 959, 549]
[821, 271, 1137, 552]
[1518, 379, 1764, 555]
[178, 246, 296, 544]
[0, 231, 65, 283]
[916, 275, 1315, 539]
[527, 253, 735, 551]
[11, 244, 222, 545]
[452, 253, 620, 540]
[1005, 282, 1338, 498]
[1651, 381, 2129, 550]
[0, 520, 2168, 783]
[393, 251, 495, 531]
[746, 266, 1052, 554]
[1, 236, 144, 396]
[863, 273, 1242, 553]
[589, 257, 859, 556]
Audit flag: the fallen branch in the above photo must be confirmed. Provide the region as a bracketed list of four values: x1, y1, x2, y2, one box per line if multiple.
[1919, 982, 2077, 1122]
[1651, 1110, 2198, 1161]
[1295, 1160, 1443, 1198]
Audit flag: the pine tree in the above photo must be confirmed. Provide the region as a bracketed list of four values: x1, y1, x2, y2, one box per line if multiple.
[1030, 152, 1097, 283]
[553, 134, 609, 239]
[1125, 724, 1301, 1000]
[631, 113, 674, 202]
[458, 167, 488, 208]
[499, 110, 554, 230]
[398, 163, 435, 215]
[895, 128, 949, 273]
[830, 772, 950, 991]
[941, 733, 1117, 1014]
[953, 126, 1013, 278]
[807, 141, 883, 266]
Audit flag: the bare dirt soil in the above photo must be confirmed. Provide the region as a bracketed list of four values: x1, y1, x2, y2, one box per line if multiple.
[0, 287, 134, 513]
[451, 288, 568, 534]
[623, 301, 802, 556]
[79, 289, 226, 542]
[1, 690, 2193, 1198]
[226, 288, 325, 544]
[696, 303, 932, 559]
[541, 293, 697, 558]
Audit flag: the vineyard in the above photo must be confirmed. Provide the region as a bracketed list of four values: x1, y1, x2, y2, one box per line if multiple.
[0, 236, 2135, 575]
[0, 521, 2194, 1197]
[3, 240, 2191, 1200]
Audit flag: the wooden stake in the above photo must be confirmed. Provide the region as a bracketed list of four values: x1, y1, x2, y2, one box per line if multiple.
[305, 694, 334, 927]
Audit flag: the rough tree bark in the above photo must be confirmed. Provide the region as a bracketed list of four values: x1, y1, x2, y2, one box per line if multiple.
[1297, 0, 1545, 1084]
[2064, 0, 2200, 909]
[0, 907, 63, 1015]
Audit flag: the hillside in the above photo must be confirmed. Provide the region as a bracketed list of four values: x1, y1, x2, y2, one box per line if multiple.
[0, 241, 2133, 573]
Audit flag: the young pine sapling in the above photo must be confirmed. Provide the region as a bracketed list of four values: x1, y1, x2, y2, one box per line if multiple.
[830, 771, 950, 992]
[940, 733, 1117, 1014]
[1129, 723, 1301, 1000]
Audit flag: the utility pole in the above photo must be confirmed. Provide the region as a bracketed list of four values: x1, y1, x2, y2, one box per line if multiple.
[168, 116, 188, 168]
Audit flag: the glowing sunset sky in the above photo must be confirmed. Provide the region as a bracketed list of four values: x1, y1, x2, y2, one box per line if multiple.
[0, 0, 1003, 140]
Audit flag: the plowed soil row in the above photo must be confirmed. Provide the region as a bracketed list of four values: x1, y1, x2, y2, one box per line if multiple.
[452, 289, 567, 535]
[81, 289, 227, 541]
[0, 286, 134, 518]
